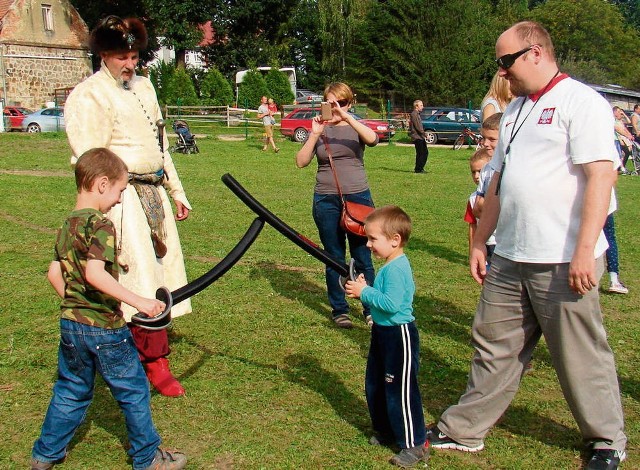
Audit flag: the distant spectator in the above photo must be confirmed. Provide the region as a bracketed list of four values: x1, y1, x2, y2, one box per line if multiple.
[408, 100, 428, 173]
[613, 106, 633, 173]
[258, 96, 279, 153]
[268, 98, 278, 123]
[631, 104, 640, 141]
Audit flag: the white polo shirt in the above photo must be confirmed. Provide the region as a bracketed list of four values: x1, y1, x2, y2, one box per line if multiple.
[489, 75, 617, 263]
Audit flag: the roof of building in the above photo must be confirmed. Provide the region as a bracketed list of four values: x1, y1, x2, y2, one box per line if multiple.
[0, 0, 15, 21]
[589, 83, 640, 99]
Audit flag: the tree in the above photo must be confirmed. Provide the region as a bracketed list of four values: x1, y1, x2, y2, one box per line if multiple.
[265, 69, 295, 108]
[148, 61, 176, 106]
[164, 67, 199, 106]
[200, 68, 235, 106]
[318, 0, 369, 79]
[204, 0, 299, 80]
[145, 0, 210, 68]
[282, 0, 325, 91]
[237, 69, 270, 109]
[530, 0, 640, 89]
[350, 0, 499, 109]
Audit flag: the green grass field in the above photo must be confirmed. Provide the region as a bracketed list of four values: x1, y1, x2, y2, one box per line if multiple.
[1, 131, 639, 469]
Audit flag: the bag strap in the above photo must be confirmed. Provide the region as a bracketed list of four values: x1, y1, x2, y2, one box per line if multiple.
[321, 133, 346, 201]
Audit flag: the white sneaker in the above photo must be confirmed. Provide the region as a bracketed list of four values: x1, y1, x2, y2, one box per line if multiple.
[609, 282, 629, 294]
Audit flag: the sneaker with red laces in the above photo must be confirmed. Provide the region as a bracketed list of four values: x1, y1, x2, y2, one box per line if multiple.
[143, 449, 187, 470]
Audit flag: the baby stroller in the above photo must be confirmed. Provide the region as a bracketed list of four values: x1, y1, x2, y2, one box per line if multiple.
[171, 120, 199, 154]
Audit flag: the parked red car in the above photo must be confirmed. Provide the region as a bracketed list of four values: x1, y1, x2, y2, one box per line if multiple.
[3, 105, 33, 131]
[280, 107, 395, 142]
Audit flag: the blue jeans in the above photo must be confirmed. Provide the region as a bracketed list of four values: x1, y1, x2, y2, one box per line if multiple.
[312, 190, 375, 318]
[32, 319, 161, 469]
[603, 214, 619, 274]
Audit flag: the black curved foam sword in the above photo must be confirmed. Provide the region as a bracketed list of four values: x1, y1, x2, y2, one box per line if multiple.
[131, 173, 357, 330]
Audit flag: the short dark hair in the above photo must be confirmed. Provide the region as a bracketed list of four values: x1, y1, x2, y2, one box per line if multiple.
[75, 148, 128, 192]
[365, 205, 412, 247]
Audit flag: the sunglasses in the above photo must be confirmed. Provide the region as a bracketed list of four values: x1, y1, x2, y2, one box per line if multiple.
[336, 99, 350, 107]
[495, 45, 538, 69]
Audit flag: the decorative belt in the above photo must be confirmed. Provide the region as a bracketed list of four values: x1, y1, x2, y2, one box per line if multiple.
[129, 169, 167, 257]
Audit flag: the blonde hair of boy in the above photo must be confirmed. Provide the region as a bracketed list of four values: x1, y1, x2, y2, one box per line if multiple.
[481, 112, 503, 132]
[470, 148, 491, 165]
[365, 205, 412, 247]
[75, 148, 129, 192]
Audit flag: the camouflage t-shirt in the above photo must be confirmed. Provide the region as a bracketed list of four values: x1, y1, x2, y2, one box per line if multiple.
[54, 208, 126, 329]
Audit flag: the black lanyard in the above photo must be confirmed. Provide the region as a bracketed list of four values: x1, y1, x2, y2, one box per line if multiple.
[495, 70, 561, 195]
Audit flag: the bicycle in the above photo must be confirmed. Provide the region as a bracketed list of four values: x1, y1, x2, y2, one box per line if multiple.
[453, 126, 483, 150]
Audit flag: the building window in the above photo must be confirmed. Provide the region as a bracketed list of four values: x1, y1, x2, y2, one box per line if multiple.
[42, 4, 54, 31]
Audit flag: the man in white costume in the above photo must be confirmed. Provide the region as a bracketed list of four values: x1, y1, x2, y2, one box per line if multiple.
[65, 16, 191, 397]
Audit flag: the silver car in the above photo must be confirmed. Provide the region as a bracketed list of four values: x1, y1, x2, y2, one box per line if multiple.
[21, 107, 65, 132]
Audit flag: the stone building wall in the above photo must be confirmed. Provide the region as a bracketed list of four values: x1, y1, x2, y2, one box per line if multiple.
[1, 0, 91, 109]
[3, 43, 91, 109]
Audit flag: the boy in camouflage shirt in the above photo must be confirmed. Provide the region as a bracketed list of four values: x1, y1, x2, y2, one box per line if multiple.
[31, 148, 187, 470]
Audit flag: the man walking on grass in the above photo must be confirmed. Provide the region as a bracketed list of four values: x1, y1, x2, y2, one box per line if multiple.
[427, 21, 627, 470]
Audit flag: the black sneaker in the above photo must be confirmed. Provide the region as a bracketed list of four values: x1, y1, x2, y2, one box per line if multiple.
[586, 449, 626, 470]
[426, 425, 484, 452]
[389, 444, 428, 468]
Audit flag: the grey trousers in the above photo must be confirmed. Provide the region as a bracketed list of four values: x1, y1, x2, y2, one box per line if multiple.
[439, 255, 626, 452]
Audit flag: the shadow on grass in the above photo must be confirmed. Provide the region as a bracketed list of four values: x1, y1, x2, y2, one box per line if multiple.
[618, 374, 640, 403]
[250, 261, 330, 319]
[171, 336, 373, 438]
[377, 166, 416, 174]
[408, 236, 468, 267]
[249, 261, 373, 354]
[283, 353, 371, 434]
[413, 294, 574, 452]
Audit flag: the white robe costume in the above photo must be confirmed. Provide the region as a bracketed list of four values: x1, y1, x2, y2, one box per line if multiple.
[65, 64, 192, 321]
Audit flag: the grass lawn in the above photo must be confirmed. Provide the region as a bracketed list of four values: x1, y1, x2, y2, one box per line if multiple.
[1, 131, 639, 469]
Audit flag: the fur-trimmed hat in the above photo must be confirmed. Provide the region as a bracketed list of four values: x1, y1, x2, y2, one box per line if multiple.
[89, 16, 148, 54]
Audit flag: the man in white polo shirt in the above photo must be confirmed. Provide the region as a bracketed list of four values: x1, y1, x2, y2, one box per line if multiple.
[427, 21, 626, 469]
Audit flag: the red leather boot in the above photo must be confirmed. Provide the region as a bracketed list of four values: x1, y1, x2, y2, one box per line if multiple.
[144, 358, 185, 397]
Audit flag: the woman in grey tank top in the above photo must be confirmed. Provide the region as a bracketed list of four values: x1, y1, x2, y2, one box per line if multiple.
[296, 82, 378, 329]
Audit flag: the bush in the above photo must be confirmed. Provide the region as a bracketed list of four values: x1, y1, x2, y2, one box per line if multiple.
[200, 67, 235, 106]
[265, 69, 295, 109]
[237, 69, 270, 109]
[164, 67, 199, 106]
[148, 62, 176, 107]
